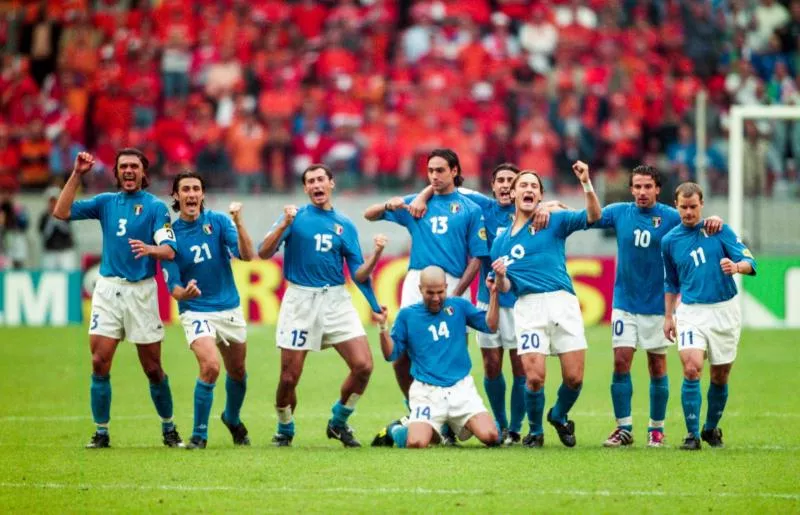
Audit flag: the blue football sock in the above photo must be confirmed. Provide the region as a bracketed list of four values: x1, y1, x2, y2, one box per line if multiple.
[390, 425, 408, 448]
[611, 372, 633, 431]
[90, 374, 111, 434]
[330, 400, 354, 427]
[277, 421, 295, 437]
[649, 375, 669, 432]
[551, 382, 582, 424]
[224, 374, 247, 426]
[484, 375, 508, 430]
[524, 387, 545, 435]
[681, 378, 702, 437]
[510, 376, 526, 433]
[149, 376, 175, 432]
[704, 382, 728, 431]
[193, 379, 215, 440]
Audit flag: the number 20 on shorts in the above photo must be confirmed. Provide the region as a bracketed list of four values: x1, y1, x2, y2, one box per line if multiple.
[520, 332, 541, 351]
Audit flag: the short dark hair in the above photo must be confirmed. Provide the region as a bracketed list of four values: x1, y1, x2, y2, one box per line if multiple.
[171, 170, 205, 212]
[629, 164, 661, 187]
[427, 148, 463, 187]
[510, 169, 545, 195]
[674, 182, 704, 202]
[491, 162, 520, 182]
[301, 163, 333, 184]
[114, 147, 150, 189]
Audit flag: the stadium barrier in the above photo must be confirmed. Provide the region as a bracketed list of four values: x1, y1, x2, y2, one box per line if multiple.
[0, 270, 83, 326]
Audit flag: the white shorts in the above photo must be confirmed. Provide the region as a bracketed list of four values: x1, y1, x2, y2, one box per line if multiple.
[611, 309, 672, 354]
[276, 283, 365, 352]
[89, 276, 164, 344]
[401, 269, 471, 307]
[514, 291, 587, 356]
[675, 297, 741, 365]
[180, 307, 247, 346]
[408, 376, 488, 442]
[476, 302, 516, 349]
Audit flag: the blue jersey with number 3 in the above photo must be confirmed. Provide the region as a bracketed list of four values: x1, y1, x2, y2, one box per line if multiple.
[269, 204, 380, 312]
[661, 222, 756, 304]
[591, 202, 681, 315]
[162, 210, 240, 313]
[381, 192, 488, 277]
[458, 189, 517, 308]
[70, 191, 176, 281]
[389, 297, 492, 387]
[490, 210, 589, 296]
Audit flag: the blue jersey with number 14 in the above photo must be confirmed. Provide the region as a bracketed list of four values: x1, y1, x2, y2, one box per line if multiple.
[662, 222, 756, 305]
[162, 210, 241, 314]
[591, 202, 681, 315]
[381, 192, 488, 278]
[458, 189, 516, 308]
[388, 297, 492, 387]
[269, 204, 381, 312]
[70, 190, 176, 282]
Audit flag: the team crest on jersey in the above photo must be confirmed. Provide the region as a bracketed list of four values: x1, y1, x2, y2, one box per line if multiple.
[203, 224, 212, 235]
[652, 216, 662, 228]
[478, 227, 487, 240]
[528, 224, 536, 235]
[444, 306, 454, 316]
[450, 203, 460, 214]
[133, 204, 143, 215]
[334, 224, 344, 235]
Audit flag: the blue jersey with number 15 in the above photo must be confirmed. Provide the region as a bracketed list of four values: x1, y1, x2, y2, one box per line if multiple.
[590, 202, 681, 315]
[162, 210, 241, 314]
[70, 190, 176, 282]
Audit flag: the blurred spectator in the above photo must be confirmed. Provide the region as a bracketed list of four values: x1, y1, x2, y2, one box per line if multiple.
[228, 108, 267, 194]
[20, 4, 62, 87]
[38, 186, 76, 270]
[0, 187, 29, 269]
[742, 120, 771, 195]
[195, 135, 232, 190]
[518, 5, 558, 73]
[49, 130, 85, 181]
[19, 121, 51, 189]
[752, 0, 790, 52]
[0, 126, 21, 191]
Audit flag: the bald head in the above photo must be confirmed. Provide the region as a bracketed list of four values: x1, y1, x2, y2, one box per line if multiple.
[419, 266, 447, 313]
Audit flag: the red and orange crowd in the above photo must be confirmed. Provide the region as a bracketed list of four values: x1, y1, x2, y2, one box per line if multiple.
[1, 0, 798, 196]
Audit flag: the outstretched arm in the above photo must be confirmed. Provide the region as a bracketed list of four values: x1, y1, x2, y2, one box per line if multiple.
[54, 152, 95, 220]
[572, 161, 601, 224]
[364, 196, 406, 221]
[229, 202, 255, 261]
[259, 205, 296, 259]
[355, 234, 387, 282]
[485, 279, 500, 333]
[452, 257, 481, 297]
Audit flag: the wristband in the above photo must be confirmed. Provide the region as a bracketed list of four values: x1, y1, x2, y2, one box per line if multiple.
[379, 324, 387, 332]
[582, 181, 594, 193]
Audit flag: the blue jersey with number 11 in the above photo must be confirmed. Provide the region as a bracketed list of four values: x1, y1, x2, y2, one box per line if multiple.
[162, 210, 241, 314]
[70, 190, 176, 282]
[591, 203, 681, 315]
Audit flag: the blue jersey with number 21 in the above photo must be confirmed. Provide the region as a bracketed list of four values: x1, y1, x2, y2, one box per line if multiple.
[70, 190, 176, 282]
[162, 210, 241, 314]
[388, 297, 493, 387]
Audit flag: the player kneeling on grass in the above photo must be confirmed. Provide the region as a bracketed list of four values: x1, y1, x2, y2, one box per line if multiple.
[661, 182, 756, 451]
[260, 164, 384, 448]
[371, 266, 501, 449]
[163, 171, 256, 449]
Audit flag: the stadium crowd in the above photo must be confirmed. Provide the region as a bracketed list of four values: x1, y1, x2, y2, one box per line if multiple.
[1, 0, 799, 197]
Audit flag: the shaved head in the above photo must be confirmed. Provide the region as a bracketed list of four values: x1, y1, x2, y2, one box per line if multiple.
[419, 266, 447, 313]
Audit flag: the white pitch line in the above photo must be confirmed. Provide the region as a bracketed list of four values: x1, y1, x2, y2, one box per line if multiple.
[0, 482, 796, 501]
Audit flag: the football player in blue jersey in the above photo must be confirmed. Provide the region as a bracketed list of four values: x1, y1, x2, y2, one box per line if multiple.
[162, 171, 256, 449]
[589, 165, 723, 448]
[371, 265, 501, 448]
[364, 149, 488, 427]
[661, 182, 756, 450]
[53, 149, 183, 449]
[259, 164, 384, 448]
[490, 161, 601, 448]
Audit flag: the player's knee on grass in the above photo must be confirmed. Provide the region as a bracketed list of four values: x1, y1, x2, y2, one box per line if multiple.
[613, 348, 634, 374]
[710, 364, 732, 385]
[469, 414, 499, 445]
[647, 352, 668, 377]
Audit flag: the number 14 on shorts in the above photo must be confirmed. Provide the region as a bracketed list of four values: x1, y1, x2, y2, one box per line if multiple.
[413, 406, 431, 420]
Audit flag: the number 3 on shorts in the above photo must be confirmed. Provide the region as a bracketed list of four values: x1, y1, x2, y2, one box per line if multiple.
[520, 332, 540, 351]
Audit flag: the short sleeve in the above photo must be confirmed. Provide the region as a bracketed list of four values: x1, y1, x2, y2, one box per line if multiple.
[162, 259, 183, 292]
[460, 298, 492, 333]
[555, 209, 589, 238]
[467, 207, 490, 258]
[152, 201, 177, 250]
[70, 193, 110, 221]
[661, 237, 680, 294]
[457, 187, 494, 210]
[380, 194, 416, 226]
[719, 225, 757, 276]
[388, 310, 408, 362]
[590, 203, 623, 230]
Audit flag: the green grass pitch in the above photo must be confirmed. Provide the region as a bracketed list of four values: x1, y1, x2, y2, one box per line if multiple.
[0, 325, 798, 513]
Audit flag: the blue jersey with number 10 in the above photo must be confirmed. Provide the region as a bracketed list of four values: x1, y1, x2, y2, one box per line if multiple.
[269, 204, 381, 312]
[381, 192, 488, 278]
[458, 189, 516, 308]
[162, 210, 241, 314]
[490, 210, 589, 296]
[662, 222, 756, 304]
[388, 297, 492, 387]
[70, 190, 176, 282]
[591, 202, 681, 315]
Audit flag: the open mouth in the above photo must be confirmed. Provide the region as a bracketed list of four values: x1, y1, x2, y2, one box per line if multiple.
[185, 199, 199, 208]
[497, 189, 510, 200]
[521, 193, 535, 203]
[312, 190, 325, 201]
[122, 173, 136, 185]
